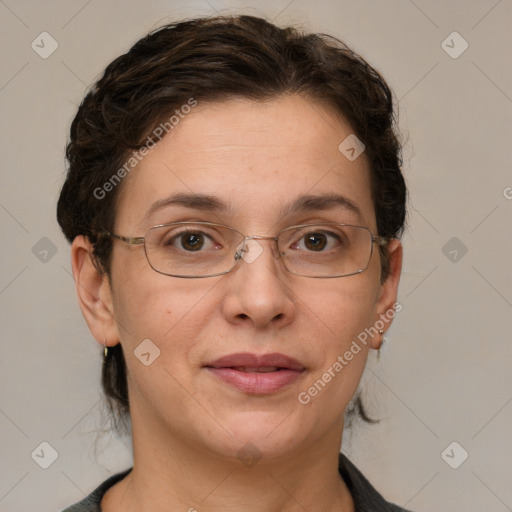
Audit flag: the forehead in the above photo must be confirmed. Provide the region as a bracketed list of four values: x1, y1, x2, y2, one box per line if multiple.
[115, 94, 376, 232]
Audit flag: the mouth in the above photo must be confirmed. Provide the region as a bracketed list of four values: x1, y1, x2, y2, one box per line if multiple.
[229, 366, 286, 373]
[204, 353, 306, 394]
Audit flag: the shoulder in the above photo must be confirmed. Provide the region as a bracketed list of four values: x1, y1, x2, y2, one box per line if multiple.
[59, 468, 132, 512]
[338, 452, 413, 512]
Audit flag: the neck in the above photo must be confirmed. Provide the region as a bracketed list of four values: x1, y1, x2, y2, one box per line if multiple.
[102, 405, 354, 512]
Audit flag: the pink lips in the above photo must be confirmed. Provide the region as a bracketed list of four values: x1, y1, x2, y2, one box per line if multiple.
[204, 352, 306, 394]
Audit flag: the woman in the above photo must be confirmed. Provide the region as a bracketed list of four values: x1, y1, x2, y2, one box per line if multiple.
[58, 14, 409, 511]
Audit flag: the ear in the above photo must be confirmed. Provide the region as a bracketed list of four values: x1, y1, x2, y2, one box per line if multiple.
[371, 238, 403, 349]
[71, 235, 120, 348]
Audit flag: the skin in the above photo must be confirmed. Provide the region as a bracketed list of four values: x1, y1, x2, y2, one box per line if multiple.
[71, 94, 402, 512]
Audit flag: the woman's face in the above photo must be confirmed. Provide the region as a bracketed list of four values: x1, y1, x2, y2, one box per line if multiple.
[89, 95, 401, 462]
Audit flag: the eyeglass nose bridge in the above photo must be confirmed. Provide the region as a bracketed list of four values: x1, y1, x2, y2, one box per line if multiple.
[234, 234, 281, 263]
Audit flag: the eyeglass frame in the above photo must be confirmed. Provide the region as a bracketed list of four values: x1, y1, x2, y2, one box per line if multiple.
[104, 221, 391, 279]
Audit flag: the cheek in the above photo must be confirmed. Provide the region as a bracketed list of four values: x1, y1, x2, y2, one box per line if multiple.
[299, 279, 380, 403]
[317, 278, 380, 342]
[111, 277, 223, 427]
[111, 270, 216, 370]
[111, 277, 168, 342]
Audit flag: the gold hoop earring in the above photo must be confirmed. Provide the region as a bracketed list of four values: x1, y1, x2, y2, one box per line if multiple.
[103, 339, 108, 358]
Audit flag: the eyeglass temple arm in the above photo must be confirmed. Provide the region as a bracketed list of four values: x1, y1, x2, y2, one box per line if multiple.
[108, 233, 145, 245]
[373, 235, 392, 246]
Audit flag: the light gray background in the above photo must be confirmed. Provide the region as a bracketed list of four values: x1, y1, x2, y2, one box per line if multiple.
[1, 1, 511, 511]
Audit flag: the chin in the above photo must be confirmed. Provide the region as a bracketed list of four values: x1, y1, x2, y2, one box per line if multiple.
[204, 410, 309, 462]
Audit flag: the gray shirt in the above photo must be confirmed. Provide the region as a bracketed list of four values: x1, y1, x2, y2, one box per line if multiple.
[61, 452, 412, 511]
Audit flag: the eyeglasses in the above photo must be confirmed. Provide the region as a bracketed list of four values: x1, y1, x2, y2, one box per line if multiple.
[105, 221, 390, 278]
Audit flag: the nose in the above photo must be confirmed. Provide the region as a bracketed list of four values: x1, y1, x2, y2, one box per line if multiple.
[221, 237, 296, 330]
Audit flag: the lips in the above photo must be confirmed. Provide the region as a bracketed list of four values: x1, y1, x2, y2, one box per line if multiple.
[204, 352, 305, 394]
[205, 352, 305, 372]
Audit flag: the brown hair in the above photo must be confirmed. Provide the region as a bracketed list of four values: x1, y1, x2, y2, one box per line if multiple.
[57, 14, 406, 433]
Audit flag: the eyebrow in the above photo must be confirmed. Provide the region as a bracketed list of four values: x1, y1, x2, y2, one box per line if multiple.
[141, 192, 361, 225]
[141, 193, 233, 225]
[279, 193, 361, 219]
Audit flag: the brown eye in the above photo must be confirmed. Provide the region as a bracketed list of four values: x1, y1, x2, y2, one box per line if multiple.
[304, 233, 328, 251]
[180, 233, 205, 251]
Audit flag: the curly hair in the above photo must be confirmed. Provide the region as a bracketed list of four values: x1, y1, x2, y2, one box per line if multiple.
[57, 14, 406, 434]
